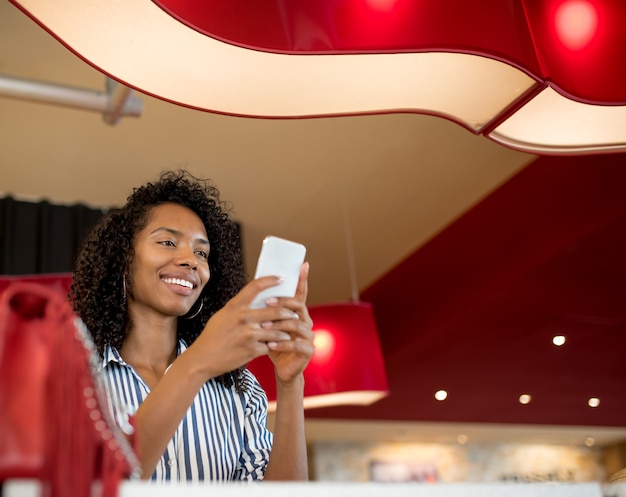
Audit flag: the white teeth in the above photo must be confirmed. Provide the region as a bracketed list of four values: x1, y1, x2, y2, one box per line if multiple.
[162, 277, 193, 289]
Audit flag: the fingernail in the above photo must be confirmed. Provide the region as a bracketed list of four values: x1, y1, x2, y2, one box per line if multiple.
[265, 297, 279, 306]
[260, 321, 273, 329]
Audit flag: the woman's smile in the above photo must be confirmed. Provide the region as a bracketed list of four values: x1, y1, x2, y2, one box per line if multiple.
[162, 277, 195, 289]
[160, 276, 197, 296]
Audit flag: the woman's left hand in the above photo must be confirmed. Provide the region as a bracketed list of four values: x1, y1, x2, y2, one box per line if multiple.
[261, 263, 313, 481]
[264, 262, 315, 385]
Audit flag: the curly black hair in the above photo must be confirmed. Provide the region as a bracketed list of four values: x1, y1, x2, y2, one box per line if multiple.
[70, 170, 248, 391]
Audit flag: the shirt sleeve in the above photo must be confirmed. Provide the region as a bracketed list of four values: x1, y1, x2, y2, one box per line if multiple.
[234, 371, 273, 481]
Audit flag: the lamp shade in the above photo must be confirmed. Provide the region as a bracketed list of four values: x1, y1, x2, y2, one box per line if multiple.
[248, 301, 389, 410]
[11, 0, 626, 154]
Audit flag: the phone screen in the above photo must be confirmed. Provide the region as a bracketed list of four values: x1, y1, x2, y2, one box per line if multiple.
[250, 236, 306, 309]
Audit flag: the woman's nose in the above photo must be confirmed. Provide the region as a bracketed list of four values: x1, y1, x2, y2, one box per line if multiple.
[176, 246, 197, 269]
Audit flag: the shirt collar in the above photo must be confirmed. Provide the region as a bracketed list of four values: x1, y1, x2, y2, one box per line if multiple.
[100, 343, 125, 371]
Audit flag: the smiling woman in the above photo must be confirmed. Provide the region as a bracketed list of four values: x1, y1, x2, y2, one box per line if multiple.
[69, 170, 315, 482]
[128, 204, 211, 322]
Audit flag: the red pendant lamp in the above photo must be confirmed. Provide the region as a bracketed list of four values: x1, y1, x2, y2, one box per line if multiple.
[248, 301, 389, 410]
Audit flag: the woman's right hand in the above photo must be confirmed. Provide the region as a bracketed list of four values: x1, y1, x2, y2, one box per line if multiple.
[185, 276, 297, 379]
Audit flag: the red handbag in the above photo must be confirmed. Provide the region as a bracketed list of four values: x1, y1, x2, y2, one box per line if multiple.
[0, 281, 139, 496]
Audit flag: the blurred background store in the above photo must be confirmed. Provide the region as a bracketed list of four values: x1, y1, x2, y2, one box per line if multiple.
[1, 0, 625, 484]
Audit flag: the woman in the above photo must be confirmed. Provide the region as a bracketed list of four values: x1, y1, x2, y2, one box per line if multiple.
[70, 170, 314, 482]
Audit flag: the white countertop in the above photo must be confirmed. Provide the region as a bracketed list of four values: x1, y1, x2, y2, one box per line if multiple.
[4, 480, 626, 497]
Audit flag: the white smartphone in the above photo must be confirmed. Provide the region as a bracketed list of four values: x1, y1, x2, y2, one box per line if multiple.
[250, 236, 307, 309]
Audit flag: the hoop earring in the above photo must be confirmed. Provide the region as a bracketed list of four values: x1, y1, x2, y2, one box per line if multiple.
[122, 276, 127, 307]
[184, 301, 203, 320]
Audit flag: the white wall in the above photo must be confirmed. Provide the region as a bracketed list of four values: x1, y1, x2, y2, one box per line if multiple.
[310, 441, 606, 483]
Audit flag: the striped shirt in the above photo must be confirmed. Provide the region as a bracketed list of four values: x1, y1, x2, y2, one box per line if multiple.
[98, 340, 273, 482]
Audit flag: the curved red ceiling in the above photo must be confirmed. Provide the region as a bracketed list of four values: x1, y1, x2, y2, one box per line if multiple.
[155, 0, 626, 105]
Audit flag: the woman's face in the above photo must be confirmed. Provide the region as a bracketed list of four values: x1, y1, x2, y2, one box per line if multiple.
[128, 202, 210, 318]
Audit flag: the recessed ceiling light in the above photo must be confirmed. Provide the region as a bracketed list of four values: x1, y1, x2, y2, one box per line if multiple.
[434, 390, 448, 401]
[585, 437, 595, 447]
[552, 335, 566, 346]
[519, 394, 532, 404]
[588, 397, 600, 408]
[457, 434, 468, 445]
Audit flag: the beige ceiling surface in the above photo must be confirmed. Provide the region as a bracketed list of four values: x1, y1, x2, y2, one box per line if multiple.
[0, 1, 534, 306]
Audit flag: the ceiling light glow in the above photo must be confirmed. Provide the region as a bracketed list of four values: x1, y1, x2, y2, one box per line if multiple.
[552, 335, 566, 346]
[457, 434, 468, 445]
[365, 0, 400, 12]
[588, 397, 600, 408]
[555, 0, 598, 50]
[434, 390, 448, 401]
[312, 329, 336, 363]
[519, 394, 532, 405]
[584, 437, 595, 447]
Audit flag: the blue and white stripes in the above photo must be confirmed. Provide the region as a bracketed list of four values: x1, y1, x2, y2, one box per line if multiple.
[99, 340, 272, 482]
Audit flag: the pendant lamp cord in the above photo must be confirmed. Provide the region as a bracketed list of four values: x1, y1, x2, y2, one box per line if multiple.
[341, 191, 360, 303]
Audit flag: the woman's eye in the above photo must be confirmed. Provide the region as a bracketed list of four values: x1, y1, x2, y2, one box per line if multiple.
[159, 240, 175, 247]
[195, 250, 209, 259]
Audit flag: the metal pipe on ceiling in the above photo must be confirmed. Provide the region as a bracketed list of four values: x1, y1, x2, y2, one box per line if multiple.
[0, 74, 142, 125]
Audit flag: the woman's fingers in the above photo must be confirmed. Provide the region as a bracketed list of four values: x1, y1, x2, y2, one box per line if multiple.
[228, 275, 284, 309]
[197, 265, 314, 378]
[261, 263, 315, 379]
[237, 262, 309, 310]
[264, 296, 312, 333]
[267, 336, 315, 353]
[294, 262, 309, 301]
